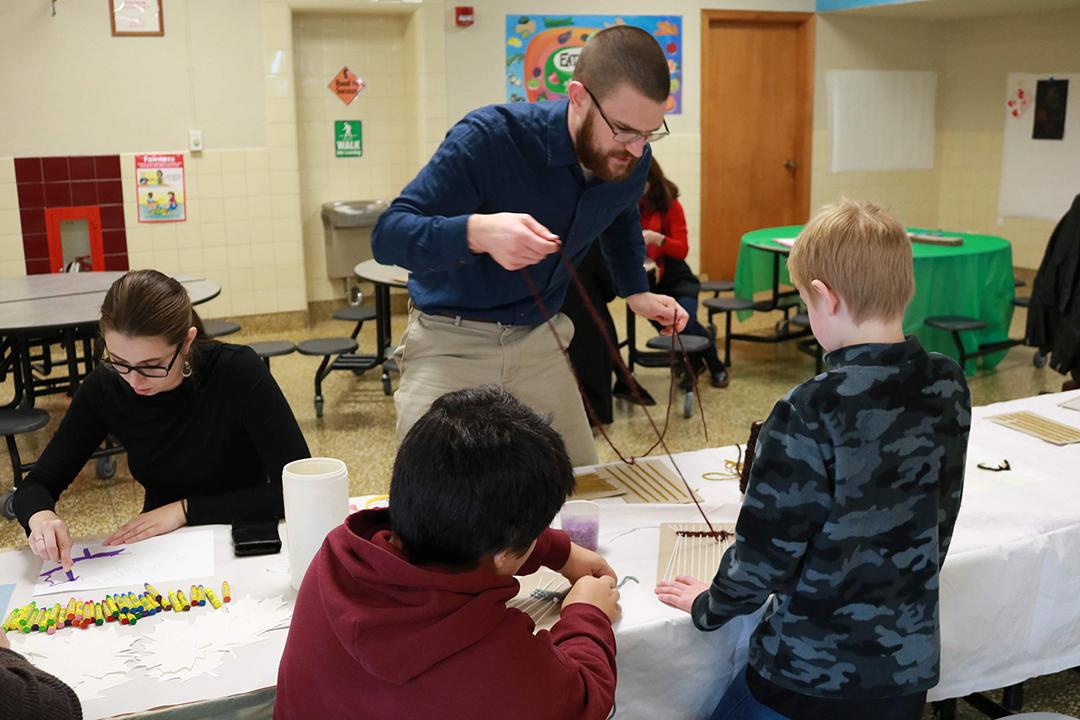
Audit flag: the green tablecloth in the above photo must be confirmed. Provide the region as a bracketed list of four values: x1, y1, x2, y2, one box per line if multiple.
[734, 226, 1016, 375]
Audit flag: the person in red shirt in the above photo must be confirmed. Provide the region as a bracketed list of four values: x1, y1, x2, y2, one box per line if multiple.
[275, 385, 622, 720]
[640, 160, 729, 387]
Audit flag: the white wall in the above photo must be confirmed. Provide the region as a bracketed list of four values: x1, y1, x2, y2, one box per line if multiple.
[0, 0, 267, 156]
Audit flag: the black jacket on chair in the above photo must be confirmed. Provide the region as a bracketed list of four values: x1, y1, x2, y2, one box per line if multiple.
[1028, 193, 1080, 379]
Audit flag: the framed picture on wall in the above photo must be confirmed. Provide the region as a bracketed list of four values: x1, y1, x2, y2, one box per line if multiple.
[110, 0, 164, 37]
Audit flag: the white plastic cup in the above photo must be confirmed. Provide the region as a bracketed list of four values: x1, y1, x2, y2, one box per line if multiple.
[560, 500, 600, 551]
[282, 457, 350, 590]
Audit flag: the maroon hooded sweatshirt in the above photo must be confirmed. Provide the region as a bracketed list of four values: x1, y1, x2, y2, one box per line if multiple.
[274, 509, 617, 720]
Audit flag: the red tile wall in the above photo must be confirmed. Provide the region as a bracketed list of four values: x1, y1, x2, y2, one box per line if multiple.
[14, 156, 129, 274]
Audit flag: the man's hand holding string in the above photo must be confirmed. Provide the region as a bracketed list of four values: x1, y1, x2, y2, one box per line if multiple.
[467, 213, 561, 271]
[626, 293, 689, 335]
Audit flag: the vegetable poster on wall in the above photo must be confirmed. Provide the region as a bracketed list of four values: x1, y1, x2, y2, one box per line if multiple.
[505, 15, 683, 114]
[135, 154, 186, 223]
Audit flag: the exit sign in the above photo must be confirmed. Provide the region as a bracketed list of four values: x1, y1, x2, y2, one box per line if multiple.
[335, 120, 362, 157]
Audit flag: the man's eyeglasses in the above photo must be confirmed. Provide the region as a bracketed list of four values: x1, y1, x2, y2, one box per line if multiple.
[583, 85, 669, 145]
[100, 343, 183, 378]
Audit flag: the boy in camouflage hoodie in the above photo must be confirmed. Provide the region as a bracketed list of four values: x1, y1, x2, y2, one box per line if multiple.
[656, 199, 970, 720]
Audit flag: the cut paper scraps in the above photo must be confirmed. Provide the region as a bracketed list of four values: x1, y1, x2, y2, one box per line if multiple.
[594, 458, 702, 504]
[657, 522, 737, 585]
[33, 529, 215, 598]
[13, 622, 139, 702]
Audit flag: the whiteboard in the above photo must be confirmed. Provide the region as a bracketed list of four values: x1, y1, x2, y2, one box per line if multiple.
[998, 73, 1080, 223]
[826, 70, 937, 173]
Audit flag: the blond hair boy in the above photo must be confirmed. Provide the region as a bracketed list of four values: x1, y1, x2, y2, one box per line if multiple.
[656, 199, 971, 720]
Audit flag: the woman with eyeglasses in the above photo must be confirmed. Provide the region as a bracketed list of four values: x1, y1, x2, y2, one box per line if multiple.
[14, 270, 310, 571]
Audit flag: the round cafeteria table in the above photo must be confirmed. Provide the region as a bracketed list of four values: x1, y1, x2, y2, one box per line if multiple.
[0, 272, 220, 408]
[734, 227, 1016, 375]
[352, 260, 408, 368]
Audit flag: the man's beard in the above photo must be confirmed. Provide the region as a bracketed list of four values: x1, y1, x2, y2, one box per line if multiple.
[574, 111, 638, 182]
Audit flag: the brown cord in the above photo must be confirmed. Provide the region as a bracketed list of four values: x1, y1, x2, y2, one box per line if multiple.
[522, 248, 718, 538]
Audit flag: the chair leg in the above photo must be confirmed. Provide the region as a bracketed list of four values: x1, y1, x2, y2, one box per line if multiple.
[724, 311, 733, 367]
[350, 321, 364, 341]
[6, 434, 23, 488]
[952, 331, 968, 370]
[1001, 683, 1023, 712]
[263, 357, 271, 370]
[314, 355, 332, 417]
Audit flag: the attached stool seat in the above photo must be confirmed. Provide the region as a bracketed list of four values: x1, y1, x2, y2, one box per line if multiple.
[0, 408, 50, 520]
[702, 297, 758, 366]
[700, 279, 735, 297]
[246, 341, 297, 370]
[332, 305, 377, 340]
[296, 337, 359, 418]
[1010, 714, 1080, 719]
[1014, 295, 1030, 308]
[204, 320, 242, 338]
[644, 334, 714, 418]
[923, 315, 1028, 371]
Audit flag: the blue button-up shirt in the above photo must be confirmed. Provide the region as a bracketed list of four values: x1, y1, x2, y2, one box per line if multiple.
[371, 99, 651, 325]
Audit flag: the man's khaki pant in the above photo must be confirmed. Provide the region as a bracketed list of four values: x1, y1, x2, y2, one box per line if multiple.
[391, 308, 599, 467]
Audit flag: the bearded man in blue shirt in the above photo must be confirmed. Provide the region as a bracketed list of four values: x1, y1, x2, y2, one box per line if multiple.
[373, 26, 689, 466]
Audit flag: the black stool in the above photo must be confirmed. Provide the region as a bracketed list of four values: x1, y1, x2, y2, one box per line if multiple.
[332, 306, 377, 340]
[246, 341, 296, 370]
[643, 334, 713, 418]
[205, 320, 242, 338]
[296, 337, 359, 417]
[700, 280, 735, 298]
[702, 297, 757, 366]
[924, 316, 1027, 370]
[0, 408, 50, 520]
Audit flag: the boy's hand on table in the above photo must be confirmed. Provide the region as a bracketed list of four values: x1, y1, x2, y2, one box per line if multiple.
[655, 575, 709, 614]
[559, 544, 617, 584]
[103, 501, 187, 546]
[564, 575, 621, 623]
[27, 510, 74, 571]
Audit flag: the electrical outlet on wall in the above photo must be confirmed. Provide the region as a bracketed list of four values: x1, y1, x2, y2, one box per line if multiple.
[189, 130, 204, 152]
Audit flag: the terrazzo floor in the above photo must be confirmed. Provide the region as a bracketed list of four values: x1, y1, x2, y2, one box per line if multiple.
[0, 291, 1077, 718]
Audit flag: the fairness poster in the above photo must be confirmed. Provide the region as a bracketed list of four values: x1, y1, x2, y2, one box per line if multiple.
[135, 154, 186, 223]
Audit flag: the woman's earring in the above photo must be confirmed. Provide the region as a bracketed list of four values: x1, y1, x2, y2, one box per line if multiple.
[182, 361, 192, 378]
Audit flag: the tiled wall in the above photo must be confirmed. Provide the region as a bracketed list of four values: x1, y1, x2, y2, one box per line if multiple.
[649, 134, 702, 274]
[0, 159, 28, 278]
[11, 155, 128, 275]
[293, 13, 416, 303]
[809, 130, 942, 229]
[938, 130, 1055, 270]
[122, 149, 307, 319]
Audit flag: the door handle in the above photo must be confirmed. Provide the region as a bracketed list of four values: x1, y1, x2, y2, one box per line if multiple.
[784, 160, 796, 170]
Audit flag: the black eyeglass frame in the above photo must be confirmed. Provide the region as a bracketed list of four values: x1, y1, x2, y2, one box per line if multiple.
[100, 342, 184, 378]
[582, 85, 670, 145]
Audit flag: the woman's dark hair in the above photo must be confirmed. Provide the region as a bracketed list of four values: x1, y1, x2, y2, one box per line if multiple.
[642, 158, 679, 214]
[389, 385, 576, 567]
[98, 269, 212, 358]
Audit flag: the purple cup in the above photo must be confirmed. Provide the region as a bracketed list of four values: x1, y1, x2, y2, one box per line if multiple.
[561, 500, 600, 551]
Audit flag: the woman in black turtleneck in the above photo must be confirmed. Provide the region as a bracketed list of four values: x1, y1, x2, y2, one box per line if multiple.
[14, 270, 309, 572]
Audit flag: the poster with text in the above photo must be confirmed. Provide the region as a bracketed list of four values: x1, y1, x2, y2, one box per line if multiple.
[505, 15, 682, 114]
[135, 154, 186, 223]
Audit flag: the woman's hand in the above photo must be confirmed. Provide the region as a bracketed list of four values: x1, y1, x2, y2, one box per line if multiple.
[27, 511, 74, 571]
[642, 229, 665, 246]
[103, 501, 187, 546]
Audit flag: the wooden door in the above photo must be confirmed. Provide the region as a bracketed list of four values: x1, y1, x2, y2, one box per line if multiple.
[700, 11, 814, 281]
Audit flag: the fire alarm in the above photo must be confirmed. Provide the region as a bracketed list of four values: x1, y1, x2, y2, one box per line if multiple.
[455, 6, 473, 26]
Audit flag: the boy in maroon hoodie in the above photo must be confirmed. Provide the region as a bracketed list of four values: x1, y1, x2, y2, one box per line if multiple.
[275, 386, 622, 720]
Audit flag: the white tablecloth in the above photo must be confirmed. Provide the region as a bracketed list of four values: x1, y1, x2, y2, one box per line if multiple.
[2, 390, 1079, 718]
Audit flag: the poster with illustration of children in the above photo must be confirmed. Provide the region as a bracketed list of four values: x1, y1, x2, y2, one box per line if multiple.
[136, 154, 186, 222]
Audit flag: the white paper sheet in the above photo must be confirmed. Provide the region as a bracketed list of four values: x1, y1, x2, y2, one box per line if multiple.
[33, 529, 215, 598]
[826, 70, 937, 173]
[998, 73, 1080, 222]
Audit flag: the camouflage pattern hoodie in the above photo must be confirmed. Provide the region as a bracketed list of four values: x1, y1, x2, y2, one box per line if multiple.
[692, 335, 971, 699]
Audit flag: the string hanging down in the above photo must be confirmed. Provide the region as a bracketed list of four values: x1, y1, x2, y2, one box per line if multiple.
[522, 247, 724, 539]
